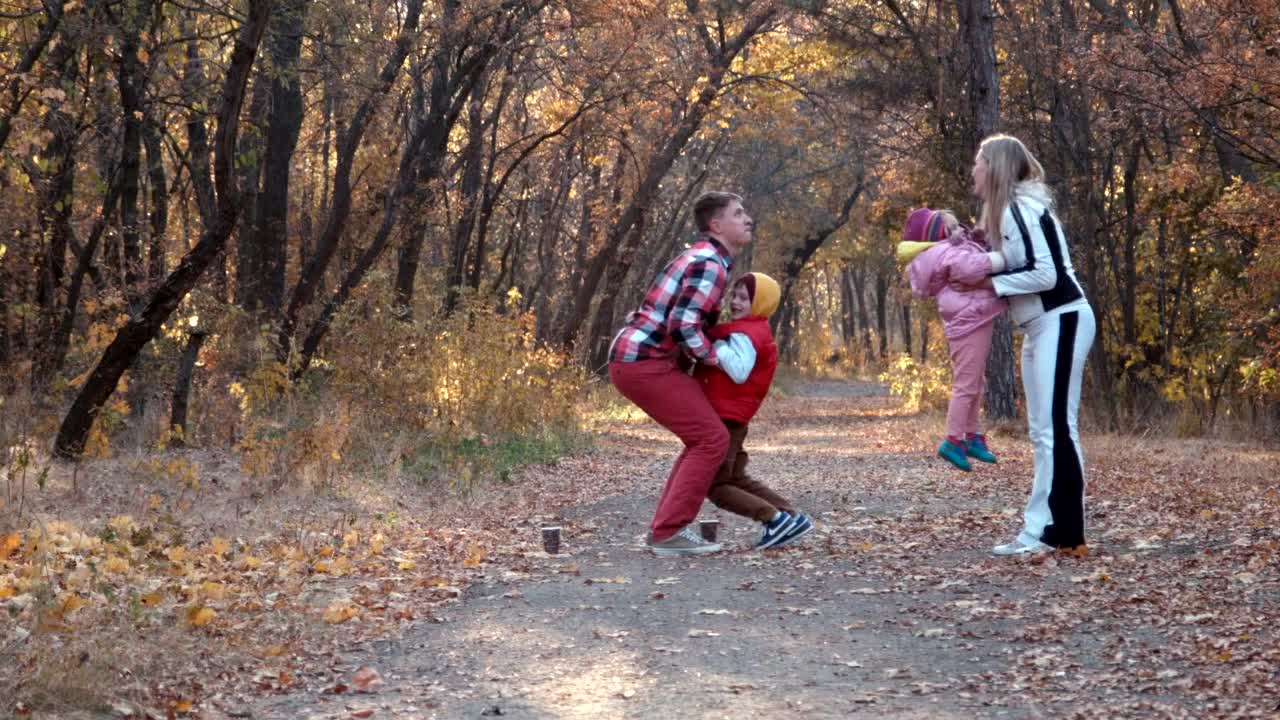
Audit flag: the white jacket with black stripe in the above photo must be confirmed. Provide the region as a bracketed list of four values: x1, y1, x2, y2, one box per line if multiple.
[984, 185, 1088, 327]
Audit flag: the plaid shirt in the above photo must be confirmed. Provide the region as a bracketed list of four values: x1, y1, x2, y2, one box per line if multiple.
[609, 234, 733, 364]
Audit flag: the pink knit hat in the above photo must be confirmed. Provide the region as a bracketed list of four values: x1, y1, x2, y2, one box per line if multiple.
[903, 208, 948, 243]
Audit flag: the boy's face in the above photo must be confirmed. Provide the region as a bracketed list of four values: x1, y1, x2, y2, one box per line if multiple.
[730, 282, 751, 319]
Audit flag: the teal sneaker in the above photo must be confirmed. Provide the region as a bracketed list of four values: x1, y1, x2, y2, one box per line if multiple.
[965, 433, 998, 464]
[938, 438, 972, 471]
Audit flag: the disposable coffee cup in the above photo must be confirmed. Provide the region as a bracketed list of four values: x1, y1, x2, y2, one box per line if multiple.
[542, 526, 561, 554]
[699, 520, 719, 542]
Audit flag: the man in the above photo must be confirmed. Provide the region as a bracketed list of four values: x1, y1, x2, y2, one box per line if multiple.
[608, 191, 754, 556]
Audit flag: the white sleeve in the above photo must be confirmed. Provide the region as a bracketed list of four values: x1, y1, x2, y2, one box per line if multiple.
[990, 205, 1058, 297]
[711, 333, 757, 384]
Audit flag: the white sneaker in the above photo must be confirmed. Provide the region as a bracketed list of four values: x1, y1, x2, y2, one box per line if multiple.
[650, 525, 722, 557]
[992, 539, 1053, 556]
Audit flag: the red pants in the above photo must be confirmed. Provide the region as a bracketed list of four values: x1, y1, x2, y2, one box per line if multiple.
[609, 358, 728, 542]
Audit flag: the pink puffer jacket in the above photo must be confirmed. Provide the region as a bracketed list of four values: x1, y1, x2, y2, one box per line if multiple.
[906, 230, 1008, 340]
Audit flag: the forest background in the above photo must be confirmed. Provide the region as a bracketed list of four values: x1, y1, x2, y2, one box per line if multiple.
[0, 0, 1278, 713]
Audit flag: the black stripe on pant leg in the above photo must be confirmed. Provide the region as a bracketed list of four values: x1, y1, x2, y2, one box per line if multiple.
[1041, 311, 1085, 548]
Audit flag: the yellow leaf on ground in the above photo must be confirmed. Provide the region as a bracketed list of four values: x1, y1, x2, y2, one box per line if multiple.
[185, 605, 216, 627]
[263, 644, 287, 657]
[60, 593, 87, 614]
[208, 537, 231, 556]
[0, 583, 15, 600]
[239, 555, 262, 570]
[1, 532, 21, 560]
[139, 590, 164, 606]
[200, 581, 228, 600]
[313, 560, 331, 574]
[318, 545, 335, 558]
[342, 530, 359, 549]
[369, 533, 386, 555]
[330, 557, 352, 575]
[463, 544, 487, 567]
[165, 546, 188, 563]
[171, 698, 194, 714]
[322, 602, 359, 624]
[109, 515, 136, 535]
[105, 556, 130, 574]
[398, 559, 417, 571]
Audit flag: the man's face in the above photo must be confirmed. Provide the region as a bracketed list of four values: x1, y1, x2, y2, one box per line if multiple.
[729, 282, 751, 319]
[709, 200, 753, 255]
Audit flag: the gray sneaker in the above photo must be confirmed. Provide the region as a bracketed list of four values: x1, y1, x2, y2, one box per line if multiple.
[992, 538, 1052, 556]
[649, 525, 722, 557]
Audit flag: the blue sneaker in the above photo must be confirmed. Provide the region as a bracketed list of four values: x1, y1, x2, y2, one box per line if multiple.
[771, 512, 814, 548]
[938, 439, 972, 471]
[965, 433, 998, 464]
[756, 511, 800, 549]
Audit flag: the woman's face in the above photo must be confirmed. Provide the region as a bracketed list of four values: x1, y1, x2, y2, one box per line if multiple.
[971, 153, 990, 199]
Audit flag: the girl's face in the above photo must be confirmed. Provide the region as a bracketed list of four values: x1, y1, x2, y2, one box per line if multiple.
[730, 282, 751, 319]
[971, 153, 990, 199]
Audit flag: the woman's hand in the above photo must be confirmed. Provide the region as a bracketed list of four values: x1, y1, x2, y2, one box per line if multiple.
[950, 276, 994, 293]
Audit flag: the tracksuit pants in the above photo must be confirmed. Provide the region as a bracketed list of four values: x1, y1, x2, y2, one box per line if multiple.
[1017, 304, 1096, 549]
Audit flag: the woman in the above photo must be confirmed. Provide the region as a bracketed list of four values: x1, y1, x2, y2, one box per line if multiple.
[966, 134, 1096, 556]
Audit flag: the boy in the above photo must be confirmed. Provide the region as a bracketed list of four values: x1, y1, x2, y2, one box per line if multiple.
[697, 272, 814, 549]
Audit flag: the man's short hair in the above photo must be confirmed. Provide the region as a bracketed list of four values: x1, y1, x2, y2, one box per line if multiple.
[693, 191, 743, 232]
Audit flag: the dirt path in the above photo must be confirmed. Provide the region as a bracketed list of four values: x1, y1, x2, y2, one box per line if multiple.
[233, 379, 1279, 720]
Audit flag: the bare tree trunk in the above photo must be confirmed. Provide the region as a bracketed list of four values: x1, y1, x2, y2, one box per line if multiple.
[55, 0, 271, 460]
[253, 0, 308, 316]
[235, 76, 269, 309]
[874, 262, 888, 361]
[143, 116, 168, 282]
[116, 0, 149, 311]
[169, 330, 208, 446]
[442, 67, 490, 314]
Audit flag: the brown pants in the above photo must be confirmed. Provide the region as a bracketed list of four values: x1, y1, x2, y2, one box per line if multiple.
[707, 420, 795, 523]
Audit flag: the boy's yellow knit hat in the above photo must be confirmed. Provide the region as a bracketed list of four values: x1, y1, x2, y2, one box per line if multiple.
[738, 272, 781, 318]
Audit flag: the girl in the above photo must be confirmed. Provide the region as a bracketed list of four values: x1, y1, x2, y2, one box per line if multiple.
[897, 208, 1008, 471]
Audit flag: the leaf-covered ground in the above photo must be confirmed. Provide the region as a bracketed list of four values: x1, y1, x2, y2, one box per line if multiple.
[4, 378, 1278, 719]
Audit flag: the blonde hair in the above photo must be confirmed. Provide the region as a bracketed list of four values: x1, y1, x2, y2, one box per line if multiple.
[976, 134, 1050, 244]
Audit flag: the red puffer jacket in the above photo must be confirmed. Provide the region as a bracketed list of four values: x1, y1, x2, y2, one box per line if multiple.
[697, 316, 777, 423]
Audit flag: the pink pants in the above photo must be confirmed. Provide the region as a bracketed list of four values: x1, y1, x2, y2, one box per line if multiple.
[609, 358, 729, 542]
[946, 320, 995, 439]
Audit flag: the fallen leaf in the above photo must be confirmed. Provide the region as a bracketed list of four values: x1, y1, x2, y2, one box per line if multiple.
[323, 602, 359, 624]
[352, 666, 384, 693]
[463, 544, 486, 567]
[0, 532, 19, 561]
[185, 605, 216, 627]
